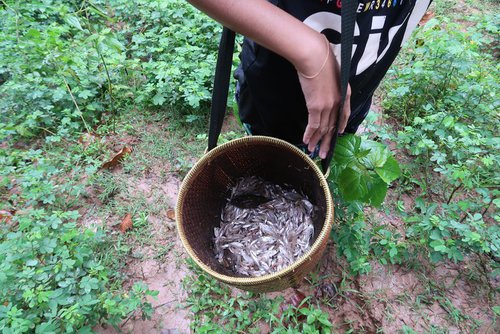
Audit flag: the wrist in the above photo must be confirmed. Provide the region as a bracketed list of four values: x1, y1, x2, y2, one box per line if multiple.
[292, 33, 330, 77]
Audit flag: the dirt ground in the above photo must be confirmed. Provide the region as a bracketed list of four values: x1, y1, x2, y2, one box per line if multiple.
[88, 111, 498, 333]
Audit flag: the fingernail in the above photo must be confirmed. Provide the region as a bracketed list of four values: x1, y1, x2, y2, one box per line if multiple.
[320, 151, 326, 159]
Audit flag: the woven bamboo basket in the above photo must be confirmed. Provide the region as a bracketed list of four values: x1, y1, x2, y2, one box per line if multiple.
[176, 136, 334, 292]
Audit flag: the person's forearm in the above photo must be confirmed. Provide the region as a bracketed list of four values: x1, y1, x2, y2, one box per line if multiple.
[188, 0, 349, 156]
[187, 0, 325, 76]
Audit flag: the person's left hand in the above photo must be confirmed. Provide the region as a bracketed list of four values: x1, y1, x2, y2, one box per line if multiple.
[298, 39, 351, 159]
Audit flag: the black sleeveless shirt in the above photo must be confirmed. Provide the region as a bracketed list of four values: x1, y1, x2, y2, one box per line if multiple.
[237, 0, 432, 144]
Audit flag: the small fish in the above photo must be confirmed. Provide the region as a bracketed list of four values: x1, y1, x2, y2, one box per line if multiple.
[213, 176, 316, 277]
[229, 193, 271, 209]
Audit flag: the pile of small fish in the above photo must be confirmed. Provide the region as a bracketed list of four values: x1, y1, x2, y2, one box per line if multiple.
[214, 176, 315, 277]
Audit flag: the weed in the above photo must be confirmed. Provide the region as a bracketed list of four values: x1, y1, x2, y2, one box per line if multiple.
[183, 259, 334, 333]
[0, 147, 156, 332]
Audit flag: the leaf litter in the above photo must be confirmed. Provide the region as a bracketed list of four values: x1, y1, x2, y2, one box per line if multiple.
[101, 146, 133, 170]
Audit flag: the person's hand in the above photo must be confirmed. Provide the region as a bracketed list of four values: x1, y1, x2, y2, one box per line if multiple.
[297, 35, 351, 159]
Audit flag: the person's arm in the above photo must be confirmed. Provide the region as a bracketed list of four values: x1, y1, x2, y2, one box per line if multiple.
[187, 0, 351, 159]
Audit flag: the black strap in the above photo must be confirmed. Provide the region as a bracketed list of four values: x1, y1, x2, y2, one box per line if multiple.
[208, 3, 357, 173]
[208, 27, 236, 151]
[321, 0, 357, 173]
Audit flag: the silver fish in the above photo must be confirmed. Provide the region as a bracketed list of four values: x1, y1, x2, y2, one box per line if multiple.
[213, 176, 316, 277]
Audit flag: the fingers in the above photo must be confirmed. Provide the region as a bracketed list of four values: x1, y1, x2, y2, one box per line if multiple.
[297, 35, 352, 158]
[317, 85, 352, 159]
[338, 85, 352, 134]
[319, 127, 334, 159]
[305, 103, 332, 153]
[302, 112, 320, 147]
[318, 102, 338, 158]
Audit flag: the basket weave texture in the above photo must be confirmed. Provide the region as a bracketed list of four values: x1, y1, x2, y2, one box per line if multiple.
[176, 136, 334, 292]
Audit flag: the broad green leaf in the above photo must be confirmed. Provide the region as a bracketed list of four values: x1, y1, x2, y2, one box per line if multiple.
[104, 37, 125, 53]
[318, 316, 333, 327]
[26, 259, 38, 266]
[334, 134, 361, 166]
[429, 240, 447, 252]
[429, 240, 444, 248]
[65, 15, 83, 31]
[35, 322, 58, 334]
[362, 176, 388, 207]
[26, 29, 41, 39]
[430, 251, 443, 263]
[360, 140, 389, 169]
[429, 229, 442, 240]
[152, 93, 166, 105]
[375, 156, 401, 184]
[357, 148, 371, 159]
[84, 34, 99, 44]
[101, 28, 112, 35]
[88, 2, 111, 19]
[448, 247, 464, 262]
[338, 167, 368, 201]
[442, 116, 455, 128]
[493, 198, 500, 208]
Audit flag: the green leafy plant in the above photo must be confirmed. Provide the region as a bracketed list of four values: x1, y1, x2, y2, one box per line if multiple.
[183, 260, 333, 333]
[0, 208, 156, 333]
[380, 14, 499, 262]
[0, 1, 130, 140]
[329, 134, 401, 207]
[108, 0, 228, 112]
[0, 132, 157, 332]
[326, 134, 402, 273]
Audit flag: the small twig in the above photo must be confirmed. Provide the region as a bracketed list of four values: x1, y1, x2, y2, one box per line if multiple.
[153, 299, 176, 309]
[460, 197, 495, 224]
[121, 310, 136, 328]
[97, 49, 117, 132]
[480, 197, 494, 217]
[447, 184, 462, 204]
[120, 300, 176, 328]
[478, 255, 496, 304]
[36, 126, 75, 145]
[62, 76, 92, 134]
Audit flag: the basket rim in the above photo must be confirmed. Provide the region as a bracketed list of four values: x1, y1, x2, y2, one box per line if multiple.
[175, 135, 334, 287]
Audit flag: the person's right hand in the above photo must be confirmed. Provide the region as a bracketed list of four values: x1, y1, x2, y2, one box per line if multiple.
[186, 0, 351, 159]
[297, 34, 351, 159]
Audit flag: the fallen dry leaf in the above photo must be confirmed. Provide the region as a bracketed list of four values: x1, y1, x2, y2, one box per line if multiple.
[419, 11, 435, 26]
[101, 146, 132, 170]
[166, 209, 176, 221]
[0, 210, 14, 224]
[119, 213, 133, 233]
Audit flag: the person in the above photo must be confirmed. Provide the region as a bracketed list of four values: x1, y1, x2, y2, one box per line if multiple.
[187, 0, 432, 159]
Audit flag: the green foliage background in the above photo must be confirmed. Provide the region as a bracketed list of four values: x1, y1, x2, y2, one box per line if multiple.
[0, 0, 217, 331]
[0, 0, 223, 141]
[0, 0, 499, 332]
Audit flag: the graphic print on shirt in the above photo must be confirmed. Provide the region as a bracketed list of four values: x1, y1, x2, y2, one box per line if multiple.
[303, 0, 431, 76]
